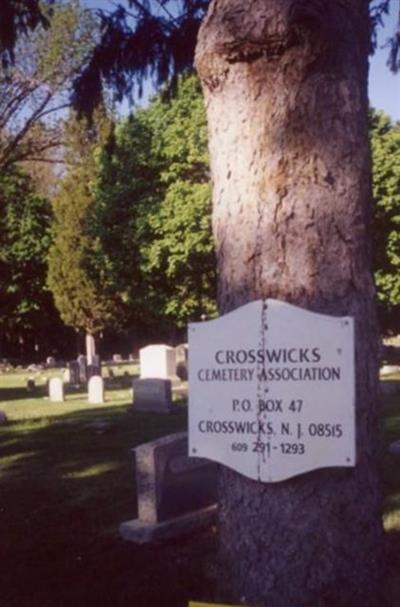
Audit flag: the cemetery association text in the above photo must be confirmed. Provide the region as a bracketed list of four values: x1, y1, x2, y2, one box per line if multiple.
[197, 347, 341, 382]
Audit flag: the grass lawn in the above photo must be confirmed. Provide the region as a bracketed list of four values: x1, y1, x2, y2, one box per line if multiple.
[0, 368, 399, 606]
[0, 368, 216, 607]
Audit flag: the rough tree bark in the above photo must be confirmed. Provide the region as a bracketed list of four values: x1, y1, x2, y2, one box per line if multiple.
[195, 1, 384, 606]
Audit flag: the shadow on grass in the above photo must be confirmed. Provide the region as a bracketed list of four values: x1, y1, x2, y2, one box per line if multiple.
[0, 403, 216, 607]
[2, 388, 399, 607]
[0, 385, 46, 402]
[384, 530, 400, 606]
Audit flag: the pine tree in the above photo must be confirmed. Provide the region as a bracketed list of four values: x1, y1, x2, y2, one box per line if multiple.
[47, 111, 114, 359]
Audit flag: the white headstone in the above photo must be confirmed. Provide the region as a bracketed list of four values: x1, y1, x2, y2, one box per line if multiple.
[88, 375, 104, 404]
[49, 377, 64, 402]
[140, 345, 177, 379]
[189, 299, 355, 483]
[381, 364, 400, 376]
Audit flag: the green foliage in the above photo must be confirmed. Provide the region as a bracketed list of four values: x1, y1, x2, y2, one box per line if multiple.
[0, 167, 54, 339]
[370, 109, 400, 333]
[47, 111, 115, 335]
[88, 112, 160, 329]
[93, 75, 216, 331]
[140, 75, 216, 326]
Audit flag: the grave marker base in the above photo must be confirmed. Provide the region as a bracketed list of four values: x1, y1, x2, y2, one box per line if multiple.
[119, 504, 217, 544]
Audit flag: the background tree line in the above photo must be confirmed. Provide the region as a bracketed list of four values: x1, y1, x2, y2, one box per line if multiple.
[1, 72, 217, 360]
[0, 1, 399, 361]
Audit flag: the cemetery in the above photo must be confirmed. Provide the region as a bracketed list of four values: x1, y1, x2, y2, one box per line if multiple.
[1, 1, 400, 606]
[0, 352, 399, 606]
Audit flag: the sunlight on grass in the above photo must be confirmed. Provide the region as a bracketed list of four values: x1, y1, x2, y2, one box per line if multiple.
[63, 462, 121, 479]
[383, 492, 400, 532]
[384, 511, 400, 532]
[0, 451, 38, 473]
[1, 390, 133, 421]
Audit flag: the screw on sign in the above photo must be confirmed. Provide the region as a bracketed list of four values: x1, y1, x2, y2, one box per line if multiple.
[189, 299, 355, 483]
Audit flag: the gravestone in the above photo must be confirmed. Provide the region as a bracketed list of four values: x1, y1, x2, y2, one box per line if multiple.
[113, 353, 122, 363]
[68, 361, 80, 385]
[88, 376, 104, 404]
[132, 378, 172, 414]
[381, 364, 400, 376]
[175, 343, 188, 380]
[49, 377, 64, 402]
[77, 355, 87, 383]
[26, 378, 35, 392]
[119, 432, 218, 543]
[92, 354, 101, 367]
[46, 356, 56, 367]
[140, 345, 177, 379]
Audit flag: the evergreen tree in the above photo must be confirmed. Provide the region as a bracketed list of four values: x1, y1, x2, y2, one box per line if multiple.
[47, 111, 114, 356]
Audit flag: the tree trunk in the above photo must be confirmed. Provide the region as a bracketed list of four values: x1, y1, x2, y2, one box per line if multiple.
[195, 1, 384, 606]
[85, 332, 96, 365]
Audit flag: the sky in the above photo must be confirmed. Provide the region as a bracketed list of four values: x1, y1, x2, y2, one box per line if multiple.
[369, 4, 400, 121]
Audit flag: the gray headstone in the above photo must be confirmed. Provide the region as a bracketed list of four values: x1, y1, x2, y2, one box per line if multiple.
[46, 356, 56, 367]
[135, 433, 218, 524]
[68, 361, 80, 385]
[119, 432, 218, 543]
[113, 353, 122, 362]
[92, 354, 101, 367]
[0, 410, 8, 425]
[88, 375, 104, 404]
[132, 378, 172, 414]
[26, 378, 35, 392]
[175, 343, 188, 380]
[77, 355, 87, 382]
[49, 377, 64, 402]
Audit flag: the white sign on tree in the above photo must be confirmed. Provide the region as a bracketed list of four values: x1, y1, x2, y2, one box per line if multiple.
[189, 299, 355, 482]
